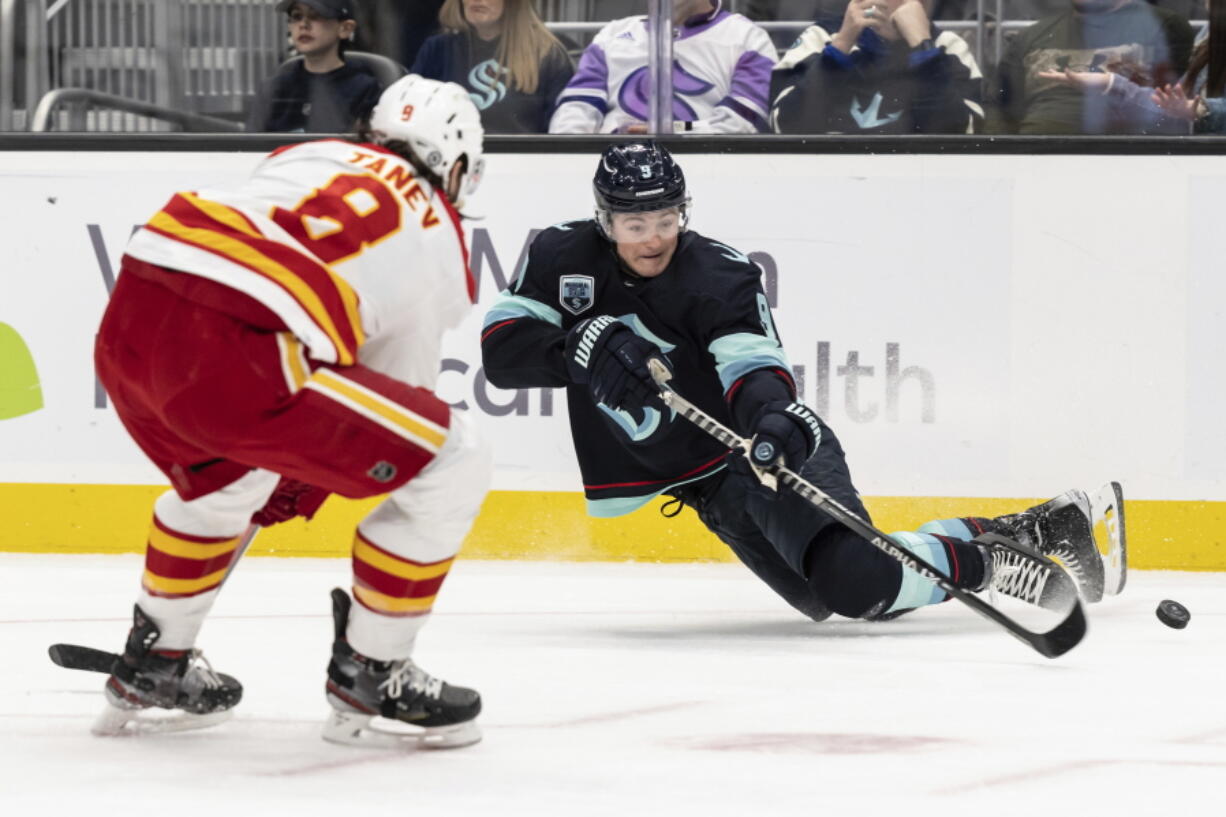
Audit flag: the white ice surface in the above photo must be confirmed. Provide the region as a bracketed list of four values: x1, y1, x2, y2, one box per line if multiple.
[1, 554, 1223, 816]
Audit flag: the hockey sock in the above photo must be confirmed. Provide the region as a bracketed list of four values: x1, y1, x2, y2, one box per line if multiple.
[881, 532, 987, 615]
[916, 516, 1000, 540]
[347, 527, 454, 660]
[137, 515, 245, 649]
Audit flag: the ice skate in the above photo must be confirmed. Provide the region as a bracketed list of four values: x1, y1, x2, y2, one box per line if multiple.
[322, 588, 482, 750]
[994, 490, 1106, 603]
[94, 605, 242, 736]
[973, 533, 1080, 613]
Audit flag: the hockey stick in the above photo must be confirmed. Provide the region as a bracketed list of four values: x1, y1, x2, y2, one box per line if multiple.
[646, 359, 1087, 659]
[48, 523, 261, 674]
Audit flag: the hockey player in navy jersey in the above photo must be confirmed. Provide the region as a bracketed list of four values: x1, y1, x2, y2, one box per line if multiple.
[481, 140, 1118, 626]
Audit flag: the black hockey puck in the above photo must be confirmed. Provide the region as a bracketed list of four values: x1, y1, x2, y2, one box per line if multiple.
[1156, 599, 1190, 629]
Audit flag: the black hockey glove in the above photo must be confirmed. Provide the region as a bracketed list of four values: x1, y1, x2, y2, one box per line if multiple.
[564, 315, 670, 413]
[728, 401, 822, 495]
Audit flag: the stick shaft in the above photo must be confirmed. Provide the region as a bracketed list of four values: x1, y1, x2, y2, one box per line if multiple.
[646, 359, 1085, 658]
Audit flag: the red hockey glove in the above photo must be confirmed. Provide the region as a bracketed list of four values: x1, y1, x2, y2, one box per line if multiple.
[251, 477, 331, 527]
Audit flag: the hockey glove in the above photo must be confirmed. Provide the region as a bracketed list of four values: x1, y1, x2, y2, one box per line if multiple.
[728, 401, 822, 495]
[251, 476, 331, 527]
[564, 315, 670, 412]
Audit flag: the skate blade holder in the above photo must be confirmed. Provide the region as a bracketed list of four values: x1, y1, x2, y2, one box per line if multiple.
[92, 703, 233, 737]
[321, 709, 482, 750]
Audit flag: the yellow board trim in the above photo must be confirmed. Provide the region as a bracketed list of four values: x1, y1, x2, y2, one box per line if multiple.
[353, 536, 453, 580]
[2, 484, 1225, 571]
[148, 526, 239, 560]
[142, 566, 229, 595]
[354, 584, 436, 613]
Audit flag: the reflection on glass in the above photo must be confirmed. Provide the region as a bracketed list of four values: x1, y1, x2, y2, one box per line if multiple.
[0, 0, 1219, 137]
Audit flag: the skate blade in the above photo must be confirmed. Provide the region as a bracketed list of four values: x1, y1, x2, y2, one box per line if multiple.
[91, 702, 233, 737]
[1090, 481, 1127, 596]
[321, 709, 481, 750]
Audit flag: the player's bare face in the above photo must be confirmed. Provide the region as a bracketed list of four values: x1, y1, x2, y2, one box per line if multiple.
[612, 209, 681, 278]
[287, 5, 349, 61]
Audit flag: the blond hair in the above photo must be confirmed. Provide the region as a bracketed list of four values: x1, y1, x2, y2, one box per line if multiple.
[438, 0, 564, 94]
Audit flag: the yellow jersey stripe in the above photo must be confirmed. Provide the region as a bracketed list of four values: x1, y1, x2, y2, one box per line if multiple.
[319, 370, 448, 437]
[142, 567, 229, 595]
[278, 332, 309, 393]
[181, 192, 263, 239]
[308, 370, 447, 450]
[148, 210, 355, 366]
[148, 527, 240, 560]
[353, 538, 454, 582]
[183, 194, 366, 352]
[354, 584, 437, 613]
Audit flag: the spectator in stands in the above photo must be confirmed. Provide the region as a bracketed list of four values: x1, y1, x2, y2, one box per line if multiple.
[412, 0, 574, 133]
[246, 0, 383, 133]
[987, 0, 1194, 134]
[1038, 0, 1226, 131]
[401, 0, 447, 68]
[743, 1, 841, 48]
[549, 0, 778, 134]
[769, 0, 984, 133]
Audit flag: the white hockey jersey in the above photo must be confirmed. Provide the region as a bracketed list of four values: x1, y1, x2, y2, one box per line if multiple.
[549, 4, 777, 134]
[123, 139, 474, 391]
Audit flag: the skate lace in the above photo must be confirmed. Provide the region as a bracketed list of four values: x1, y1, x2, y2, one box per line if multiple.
[380, 660, 443, 701]
[991, 550, 1051, 605]
[1048, 545, 1082, 575]
[186, 649, 223, 690]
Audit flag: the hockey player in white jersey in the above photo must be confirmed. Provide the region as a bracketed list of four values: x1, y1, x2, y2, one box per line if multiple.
[77, 76, 491, 747]
[549, 0, 778, 134]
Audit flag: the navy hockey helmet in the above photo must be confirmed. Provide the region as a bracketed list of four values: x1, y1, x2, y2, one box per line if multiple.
[593, 140, 690, 239]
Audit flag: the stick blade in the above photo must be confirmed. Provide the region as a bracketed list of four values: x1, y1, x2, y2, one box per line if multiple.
[1029, 598, 1088, 659]
[49, 643, 120, 674]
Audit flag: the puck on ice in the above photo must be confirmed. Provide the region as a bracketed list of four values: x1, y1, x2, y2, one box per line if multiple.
[1156, 599, 1190, 629]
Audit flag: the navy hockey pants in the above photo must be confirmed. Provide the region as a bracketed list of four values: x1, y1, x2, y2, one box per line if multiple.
[667, 418, 904, 621]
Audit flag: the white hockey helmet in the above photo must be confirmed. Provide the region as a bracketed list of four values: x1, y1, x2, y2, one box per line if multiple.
[367, 74, 485, 205]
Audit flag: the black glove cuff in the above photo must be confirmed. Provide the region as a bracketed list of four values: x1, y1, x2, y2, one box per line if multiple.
[564, 315, 621, 384]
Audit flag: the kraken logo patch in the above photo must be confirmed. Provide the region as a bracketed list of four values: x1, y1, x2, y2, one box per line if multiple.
[368, 461, 397, 483]
[559, 275, 595, 315]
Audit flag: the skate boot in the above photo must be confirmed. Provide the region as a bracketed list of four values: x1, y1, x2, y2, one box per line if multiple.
[994, 490, 1105, 603]
[972, 533, 1080, 612]
[322, 588, 482, 749]
[95, 605, 242, 736]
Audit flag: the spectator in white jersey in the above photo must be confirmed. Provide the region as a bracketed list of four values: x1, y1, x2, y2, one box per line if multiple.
[549, 0, 778, 134]
[770, 0, 984, 133]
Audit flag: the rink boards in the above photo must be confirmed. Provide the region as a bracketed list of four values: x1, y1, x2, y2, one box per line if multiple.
[0, 149, 1223, 569]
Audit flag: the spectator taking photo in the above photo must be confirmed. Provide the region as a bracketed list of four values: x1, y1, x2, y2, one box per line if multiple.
[769, 0, 984, 134]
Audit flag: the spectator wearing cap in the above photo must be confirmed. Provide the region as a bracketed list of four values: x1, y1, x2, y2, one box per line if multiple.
[411, 0, 574, 133]
[246, 0, 384, 133]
